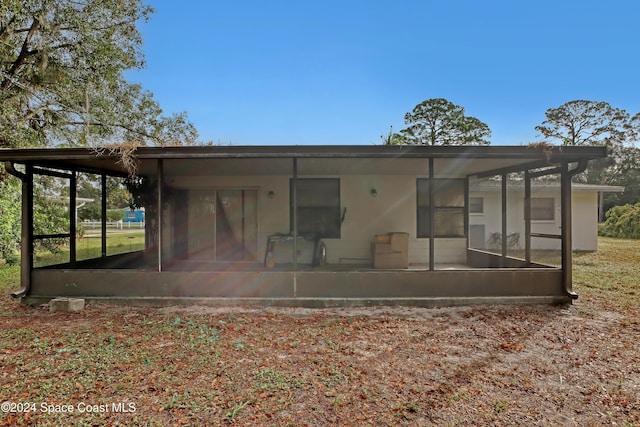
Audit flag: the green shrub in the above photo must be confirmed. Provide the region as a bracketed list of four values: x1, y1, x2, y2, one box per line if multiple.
[3, 252, 20, 266]
[600, 203, 640, 239]
[0, 177, 22, 263]
[107, 209, 125, 222]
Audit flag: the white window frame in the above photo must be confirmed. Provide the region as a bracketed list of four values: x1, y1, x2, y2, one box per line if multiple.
[531, 197, 555, 221]
[469, 197, 484, 215]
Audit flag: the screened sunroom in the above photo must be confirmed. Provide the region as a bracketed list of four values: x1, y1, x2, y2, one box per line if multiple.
[0, 144, 606, 306]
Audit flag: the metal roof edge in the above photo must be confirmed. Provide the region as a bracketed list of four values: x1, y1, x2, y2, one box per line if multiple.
[0, 144, 609, 161]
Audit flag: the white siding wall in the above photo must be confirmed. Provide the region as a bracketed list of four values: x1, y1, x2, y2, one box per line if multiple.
[469, 189, 598, 251]
[572, 192, 598, 251]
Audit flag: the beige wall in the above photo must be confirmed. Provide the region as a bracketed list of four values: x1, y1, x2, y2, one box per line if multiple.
[166, 175, 290, 261]
[164, 174, 467, 265]
[162, 174, 600, 265]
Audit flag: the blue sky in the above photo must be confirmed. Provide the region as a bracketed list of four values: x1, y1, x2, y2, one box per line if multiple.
[127, 0, 640, 146]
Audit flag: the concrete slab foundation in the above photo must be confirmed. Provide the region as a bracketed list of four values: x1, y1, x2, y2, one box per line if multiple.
[25, 296, 573, 309]
[49, 297, 86, 312]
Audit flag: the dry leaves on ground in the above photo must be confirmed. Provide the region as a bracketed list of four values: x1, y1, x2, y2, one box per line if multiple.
[0, 300, 638, 426]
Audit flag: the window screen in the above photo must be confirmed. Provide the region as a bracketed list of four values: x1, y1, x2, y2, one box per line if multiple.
[417, 179, 465, 238]
[290, 178, 341, 238]
[531, 197, 555, 221]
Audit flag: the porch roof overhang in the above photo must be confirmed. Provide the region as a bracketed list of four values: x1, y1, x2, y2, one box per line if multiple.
[0, 145, 608, 178]
[470, 181, 626, 193]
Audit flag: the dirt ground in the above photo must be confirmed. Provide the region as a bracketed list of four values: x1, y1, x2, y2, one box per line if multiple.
[1, 237, 639, 425]
[164, 301, 640, 425]
[1, 297, 638, 426]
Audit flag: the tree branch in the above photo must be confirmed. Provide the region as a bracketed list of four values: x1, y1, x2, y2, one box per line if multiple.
[1, 17, 40, 90]
[21, 43, 80, 58]
[65, 120, 157, 141]
[0, 15, 17, 40]
[22, 104, 55, 122]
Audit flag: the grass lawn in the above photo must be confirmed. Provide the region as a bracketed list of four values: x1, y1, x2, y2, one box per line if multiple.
[34, 231, 145, 267]
[0, 237, 638, 426]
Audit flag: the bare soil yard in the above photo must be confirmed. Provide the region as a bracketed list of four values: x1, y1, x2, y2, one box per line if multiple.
[0, 237, 638, 426]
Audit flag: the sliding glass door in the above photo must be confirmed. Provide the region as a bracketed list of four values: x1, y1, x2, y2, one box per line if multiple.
[189, 189, 258, 261]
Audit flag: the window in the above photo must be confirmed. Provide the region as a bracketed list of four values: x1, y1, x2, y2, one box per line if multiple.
[469, 197, 484, 214]
[417, 179, 465, 238]
[290, 178, 341, 238]
[531, 197, 555, 221]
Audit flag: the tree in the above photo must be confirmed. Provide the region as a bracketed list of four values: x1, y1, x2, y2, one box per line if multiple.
[0, 0, 200, 263]
[379, 126, 408, 145]
[76, 174, 132, 221]
[535, 100, 630, 146]
[535, 100, 640, 216]
[599, 145, 640, 212]
[0, 0, 198, 150]
[0, 176, 21, 264]
[599, 203, 640, 239]
[399, 98, 491, 145]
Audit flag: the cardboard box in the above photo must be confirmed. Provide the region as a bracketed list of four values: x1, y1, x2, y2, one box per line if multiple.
[373, 253, 408, 269]
[372, 232, 409, 269]
[374, 234, 391, 244]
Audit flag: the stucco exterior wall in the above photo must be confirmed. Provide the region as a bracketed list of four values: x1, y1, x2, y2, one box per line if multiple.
[162, 174, 601, 263]
[164, 174, 467, 266]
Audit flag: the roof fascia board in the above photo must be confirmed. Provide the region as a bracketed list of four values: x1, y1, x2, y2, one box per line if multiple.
[28, 159, 129, 178]
[0, 146, 608, 179]
[131, 145, 608, 160]
[0, 145, 607, 161]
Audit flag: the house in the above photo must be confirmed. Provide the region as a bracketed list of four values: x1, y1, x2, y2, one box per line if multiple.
[123, 208, 145, 223]
[468, 181, 624, 252]
[0, 145, 608, 307]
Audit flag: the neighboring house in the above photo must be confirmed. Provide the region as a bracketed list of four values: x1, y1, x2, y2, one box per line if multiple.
[123, 208, 145, 223]
[0, 145, 607, 306]
[469, 181, 624, 251]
